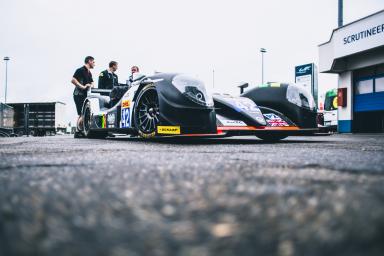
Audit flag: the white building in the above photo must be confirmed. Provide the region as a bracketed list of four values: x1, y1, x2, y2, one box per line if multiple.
[319, 10, 384, 133]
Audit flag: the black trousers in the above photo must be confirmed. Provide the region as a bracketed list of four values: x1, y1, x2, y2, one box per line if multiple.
[73, 94, 87, 115]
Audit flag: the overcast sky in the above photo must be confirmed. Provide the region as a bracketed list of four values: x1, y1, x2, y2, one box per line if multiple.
[1, 0, 384, 124]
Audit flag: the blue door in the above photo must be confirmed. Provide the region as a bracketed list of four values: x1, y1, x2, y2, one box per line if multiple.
[354, 74, 384, 132]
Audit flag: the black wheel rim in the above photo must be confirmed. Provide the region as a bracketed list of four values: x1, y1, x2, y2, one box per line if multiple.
[137, 89, 159, 134]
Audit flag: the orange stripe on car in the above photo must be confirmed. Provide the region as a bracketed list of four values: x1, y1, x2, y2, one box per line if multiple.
[217, 126, 299, 131]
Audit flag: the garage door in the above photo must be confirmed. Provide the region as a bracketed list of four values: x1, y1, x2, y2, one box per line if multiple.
[354, 74, 384, 132]
[354, 75, 384, 112]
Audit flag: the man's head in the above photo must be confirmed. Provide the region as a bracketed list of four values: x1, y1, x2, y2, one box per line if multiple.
[131, 66, 139, 74]
[84, 56, 95, 69]
[109, 61, 118, 72]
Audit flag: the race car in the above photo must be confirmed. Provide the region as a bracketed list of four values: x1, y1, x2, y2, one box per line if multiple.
[77, 73, 318, 141]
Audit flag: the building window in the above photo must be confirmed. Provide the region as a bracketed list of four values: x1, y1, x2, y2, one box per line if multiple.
[355, 79, 373, 94]
[375, 76, 384, 92]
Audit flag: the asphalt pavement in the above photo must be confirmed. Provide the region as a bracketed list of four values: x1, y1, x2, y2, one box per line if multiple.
[1, 134, 384, 256]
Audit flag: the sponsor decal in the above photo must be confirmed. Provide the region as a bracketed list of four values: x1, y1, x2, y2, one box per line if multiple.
[101, 114, 106, 128]
[121, 108, 130, 128]
[157, 126, 181, 135]
[107, 113, 116, 128]
[221, 120, 247, 127]
[122, 100, 130, 109]
[270, 82, 281, 87]
[258, 83, 281, 88]
[140, 131, 156, 138]
[263, 113, 289, 127]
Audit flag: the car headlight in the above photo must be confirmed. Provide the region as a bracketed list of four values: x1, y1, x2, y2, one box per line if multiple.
[172, 75, 214, 107]
[286, 84, 316, 110]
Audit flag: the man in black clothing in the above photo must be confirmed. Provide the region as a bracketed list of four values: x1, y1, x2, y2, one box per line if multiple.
[71, 56, 95, 136]
[98, 61, 118, 90]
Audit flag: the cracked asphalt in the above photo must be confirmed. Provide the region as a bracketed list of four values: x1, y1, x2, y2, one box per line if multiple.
[1, 134, 384, 256]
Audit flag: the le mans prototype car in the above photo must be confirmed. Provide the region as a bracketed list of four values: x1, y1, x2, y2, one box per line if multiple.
[77, 73, 318, 141]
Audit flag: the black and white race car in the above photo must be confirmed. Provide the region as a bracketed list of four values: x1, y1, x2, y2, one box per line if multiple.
[77, 73, 318, 141]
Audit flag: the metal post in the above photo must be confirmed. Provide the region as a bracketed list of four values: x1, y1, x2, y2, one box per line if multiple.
[338, 0, 343, 27]
[262, 53, 264, 84]
[260, 48, 266, 84]
[24, 104, 29, 136]
[3, 57, 10, 103]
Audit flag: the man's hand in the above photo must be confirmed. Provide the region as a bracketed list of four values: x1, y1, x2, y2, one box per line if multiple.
[72, 78, 88, 90]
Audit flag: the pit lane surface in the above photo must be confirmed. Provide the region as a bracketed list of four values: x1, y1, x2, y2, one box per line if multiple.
[1, 134, 384, 256]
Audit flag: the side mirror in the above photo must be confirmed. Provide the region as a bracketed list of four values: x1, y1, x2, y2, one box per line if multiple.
[238, 83, 249, 94]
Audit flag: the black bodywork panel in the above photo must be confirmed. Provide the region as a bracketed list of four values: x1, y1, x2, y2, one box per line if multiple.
[241, 83, 317, 128]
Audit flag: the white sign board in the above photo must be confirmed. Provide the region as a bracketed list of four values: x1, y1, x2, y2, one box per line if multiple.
[333, 11, 384, 59]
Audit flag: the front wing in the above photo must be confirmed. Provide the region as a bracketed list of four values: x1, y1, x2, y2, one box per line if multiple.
[155, 124, 317, 137]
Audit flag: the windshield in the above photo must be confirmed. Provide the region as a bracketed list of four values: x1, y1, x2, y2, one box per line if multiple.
[172, 75, 213, 106]
[286, 84, 316, 110]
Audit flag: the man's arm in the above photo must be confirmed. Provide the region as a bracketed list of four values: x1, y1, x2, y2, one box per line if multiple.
[71, 77, 88, 90]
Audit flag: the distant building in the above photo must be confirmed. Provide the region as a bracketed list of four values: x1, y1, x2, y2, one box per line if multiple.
[319, 10, 384, 133]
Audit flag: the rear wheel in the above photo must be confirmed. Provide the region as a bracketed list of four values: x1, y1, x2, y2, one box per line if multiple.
[256, 134, 288, 142]
[83, 101, 107, 139]
[133, 85, 160, 138]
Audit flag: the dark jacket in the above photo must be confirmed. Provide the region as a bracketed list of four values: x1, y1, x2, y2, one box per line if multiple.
[98, 70, 118, 89]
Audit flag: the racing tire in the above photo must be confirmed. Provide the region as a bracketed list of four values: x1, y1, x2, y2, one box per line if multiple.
[82, 101, 108, 139]
[256, 134, 288, 142]
[133, 84, 159, 139]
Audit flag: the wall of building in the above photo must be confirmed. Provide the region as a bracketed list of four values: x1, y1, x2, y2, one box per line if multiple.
[338, 71, 353, 133]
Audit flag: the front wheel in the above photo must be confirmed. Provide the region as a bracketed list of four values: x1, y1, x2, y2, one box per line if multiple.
[83, 101, 107, 139]
[133, 84, 160, 138]
[256, 134, 288, 142]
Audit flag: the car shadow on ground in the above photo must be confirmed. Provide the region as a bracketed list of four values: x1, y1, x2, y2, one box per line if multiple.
[108, 136, 328, 145]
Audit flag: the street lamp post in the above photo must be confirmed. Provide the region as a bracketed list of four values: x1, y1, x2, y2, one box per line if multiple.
[3, 57, 10, 103]
[338, 0, 343, 27]
[260, 48, 266, 84]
